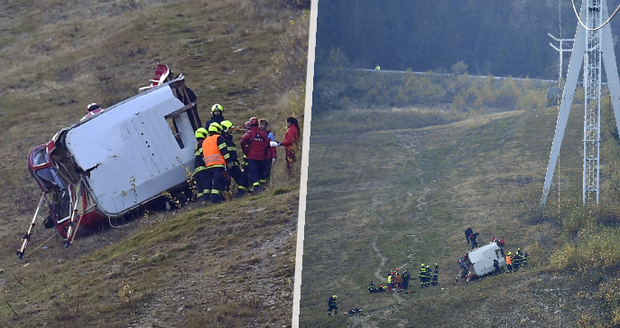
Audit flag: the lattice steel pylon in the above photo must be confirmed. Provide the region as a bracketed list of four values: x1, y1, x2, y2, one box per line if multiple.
[541, 0, 620, 206]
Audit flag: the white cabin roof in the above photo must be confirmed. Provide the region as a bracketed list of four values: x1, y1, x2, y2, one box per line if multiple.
[64, 82, 196, 217]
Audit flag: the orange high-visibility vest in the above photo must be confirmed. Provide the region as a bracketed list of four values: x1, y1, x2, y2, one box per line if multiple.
[506, 256, 512, 265]
[202, 135, 226, 167]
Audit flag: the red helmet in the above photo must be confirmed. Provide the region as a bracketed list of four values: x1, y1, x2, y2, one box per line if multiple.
[249, 117, 259, 126]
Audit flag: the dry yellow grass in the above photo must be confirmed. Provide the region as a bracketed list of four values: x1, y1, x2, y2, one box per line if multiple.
[0, 0, 308, 326]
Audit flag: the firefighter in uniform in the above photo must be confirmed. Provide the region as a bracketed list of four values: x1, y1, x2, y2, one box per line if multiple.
[431, 263, 439, 286]
[327, 295, 338, 316]
[202, 122, 230, 203]
[419, 264, 427, 288]
[425, 264, 432, 287]
[505, 252, 513, 273]
[220, 120, 249, 197]
[193, 128, 209, 201]
[240, 117, 270, 193]
[204, 103, 225, 128]
[522, 251, 529, 267]
[513, 248, 523, 271]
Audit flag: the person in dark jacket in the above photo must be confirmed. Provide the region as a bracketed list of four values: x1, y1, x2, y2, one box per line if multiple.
[419, 264, 427, 288]
[220, 120, 249, 197]
[402, 269, 410, 290]
[431, 263, 439, 286]
[204, 103, 225, 128]
[327, 295, 338, 316]
[470, 232, 479, 249]
[240, 117, 270, 193]
[259, 118, 277, 183]
[193, 127, 209, 201]
[465, 227, 473, 244]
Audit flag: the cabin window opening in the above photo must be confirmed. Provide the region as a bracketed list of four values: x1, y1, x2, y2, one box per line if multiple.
[36, 168, 59, 190]
[166, 116, 184, 149]
[32, 147, 48, 166]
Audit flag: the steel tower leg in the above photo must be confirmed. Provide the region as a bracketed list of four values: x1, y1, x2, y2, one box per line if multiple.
[541, 0, 620, 207]
[541, 1, 587, 207]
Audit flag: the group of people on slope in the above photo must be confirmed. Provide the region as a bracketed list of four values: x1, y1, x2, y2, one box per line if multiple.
[504, 247, 529, 273]
[462, 227, 529, 277]
[194, 103, 300, 203]
[418, 263, 439, 288]
[367, 268, 413, 293]
[464, 227, 480, 249]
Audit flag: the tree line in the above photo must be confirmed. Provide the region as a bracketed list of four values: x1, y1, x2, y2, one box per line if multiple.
[316, 0, 620, 80]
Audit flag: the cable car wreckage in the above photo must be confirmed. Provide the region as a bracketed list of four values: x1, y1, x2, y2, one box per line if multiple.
[458, 241, 506, 281]
[18, 64, 201, 259]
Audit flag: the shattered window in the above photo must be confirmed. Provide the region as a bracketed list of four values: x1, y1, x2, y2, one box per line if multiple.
[166, 116, 184, 149]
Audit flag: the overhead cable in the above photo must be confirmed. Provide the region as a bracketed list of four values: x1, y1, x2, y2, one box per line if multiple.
[571, 0, 620, 31]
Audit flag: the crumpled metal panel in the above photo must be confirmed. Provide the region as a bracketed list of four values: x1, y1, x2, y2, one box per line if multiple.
[64, 84, 195, 217]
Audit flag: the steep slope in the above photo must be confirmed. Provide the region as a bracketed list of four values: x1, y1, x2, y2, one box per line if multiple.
[0, 0, 308, 327]
[301, 104, 595, 327]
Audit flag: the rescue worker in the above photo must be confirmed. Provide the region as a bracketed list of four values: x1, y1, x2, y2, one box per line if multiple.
[240, 117, 270, 193]
[431, 263, 439, 286]
[419, 264, 427, 288]
[220, 120, 249, 197]
[368, 281, 376, 293]
[387, 272, 393, 292]
[279, 117, 300, 178]
[402, 268, 410, 290]
[204, 103, 225, 129]
[522, 251, 529, 267]
[505, 252, 513, 273]
[425, 264, 432, 287]
[202, 122, 230, 203]
[470, 232, 479, 249]
[327, 295, 338, 316]
[465, 227, 473, 244]
[493, 259, 500, 275]
[513, 248, 522, 271]
[193, 127, 209, 201]
[259, 118, 277, 182]
[514, 248, 524, 270]
[81, 103, 104, 121]
[394, 272, 403, 291]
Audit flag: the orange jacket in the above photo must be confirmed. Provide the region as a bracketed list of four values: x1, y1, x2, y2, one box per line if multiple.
[202, 135, 226, 168]
[505, 256, 512, 265]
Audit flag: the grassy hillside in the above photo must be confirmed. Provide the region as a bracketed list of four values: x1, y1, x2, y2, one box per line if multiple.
[300, 100, 611, 327]
[0, 0, 308, 326]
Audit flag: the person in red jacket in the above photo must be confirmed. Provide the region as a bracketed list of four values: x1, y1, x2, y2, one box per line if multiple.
[240, 117, 270, 192]
[279, 117, 300, 177]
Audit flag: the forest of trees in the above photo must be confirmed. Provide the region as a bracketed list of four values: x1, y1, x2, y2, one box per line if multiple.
[315, 0, 620, 80]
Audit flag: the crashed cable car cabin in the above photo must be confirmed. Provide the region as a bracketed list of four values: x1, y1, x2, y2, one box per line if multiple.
[19, 76, 201, 258]
[460, 242, 506, 280]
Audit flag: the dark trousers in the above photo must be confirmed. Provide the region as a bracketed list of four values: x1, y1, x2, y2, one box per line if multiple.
[228, 165, 249, 191]
[263, 159, 272, 181]
[247, 159, 266, 189]
[194, 168, 209, 200]
[204, 167, 225, 203]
